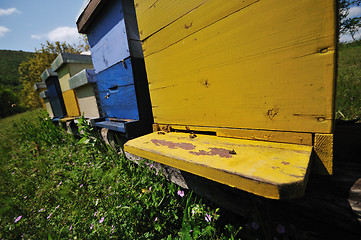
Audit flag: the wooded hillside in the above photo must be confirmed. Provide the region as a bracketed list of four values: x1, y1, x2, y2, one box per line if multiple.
[0, 50, 34, 91]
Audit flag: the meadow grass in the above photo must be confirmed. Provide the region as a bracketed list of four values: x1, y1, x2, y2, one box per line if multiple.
[336, 40, 361, 120]
[0, 111, 253, 239]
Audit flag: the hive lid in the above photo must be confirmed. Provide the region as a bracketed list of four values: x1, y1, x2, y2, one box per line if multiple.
[39, 90, 49, 99]
[69, 69, 96, 89]
[51, 53, 93, 72]
[40, 68, 58, 82]
[34, 82, 47, 91]
[124, 132, 313, 199]
[76, 0, 108, 33]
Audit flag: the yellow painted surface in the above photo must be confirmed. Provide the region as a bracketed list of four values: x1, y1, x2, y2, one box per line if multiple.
[313, 133, 333, 175]
[59, 117, 75, 122]
[62, 90, 80, 117]
[156, 124, 313, 145]
[125, 132, 313, 199]
[44, 99, 54, 118]
[137, 0, 336, 134]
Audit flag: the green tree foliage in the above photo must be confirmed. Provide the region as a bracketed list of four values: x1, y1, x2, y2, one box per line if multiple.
[0, 89, 25, 118]
[18, 41, 87, 109]
[340, 0, 361, 40]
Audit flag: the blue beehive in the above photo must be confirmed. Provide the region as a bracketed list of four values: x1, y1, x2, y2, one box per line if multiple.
[40, 69, 67, 120]
[76, 0, 153, 139]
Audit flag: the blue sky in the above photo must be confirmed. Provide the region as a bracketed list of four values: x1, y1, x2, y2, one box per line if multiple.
[1, 1, 361, 52]
[0, 0, 85, 52]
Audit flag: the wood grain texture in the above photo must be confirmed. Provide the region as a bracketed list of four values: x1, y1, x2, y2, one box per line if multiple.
[125, 123, 361, 238]
[90, 19, 130, 73]
[95, 59, 134, 92]
[137, 0, 337, 134]
[134, 0, 208, 40]
[155, 123, 313, 145]
[313, 133, 333, 175]
[125, 132, 313, 199]
[62, 90, 80, 117]
[98, 84, 139, 120]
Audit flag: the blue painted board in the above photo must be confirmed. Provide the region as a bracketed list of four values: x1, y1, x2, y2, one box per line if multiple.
[86, 0, 124, 47]
[95, 59, 134, 92]
[46, 76, 67, 118]
[89, 19, 130, 73]
[95, 121, 125, 133]
[98, 84, 139, 120]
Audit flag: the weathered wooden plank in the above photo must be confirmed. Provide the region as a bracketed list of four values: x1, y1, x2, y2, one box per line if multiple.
[125, 123, 361, 239]
[68, 69, 96, 89]
[139, 0, 259, 56]
[39, 91, 54, 118]
[313, 133, 333, 175]
[41, 69, 67, 118]
[155, 123, 313, 145]
[62, 90, 80, 117]
[89, 19, 131, 73]
[134, 0, 208, 40]
[140, 0, 336, 134]
[76, 0, 105, 33]
[125, 132, 313, 199]
[98, 84, 139, 120]
[51, 53, 93, 71]
[75, 84, 100, 118]
[95, 60, 134, 92]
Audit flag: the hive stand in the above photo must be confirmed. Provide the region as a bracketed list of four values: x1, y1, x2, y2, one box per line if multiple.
[124, 0, 337, 199]
[76, 0, 153, 140]
[51, 53, 94, 134]
[40, 69, 67, 121]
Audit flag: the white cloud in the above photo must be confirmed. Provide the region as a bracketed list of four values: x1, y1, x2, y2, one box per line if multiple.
[48, 26, 79, 42]
[0, 8, 21, 16]
[0, 26, 10, 38]
[31, 34, 44, 40]
[340, 29, 361, 42]
[348, 6, 361, 18]
[31, 26, 81, 43]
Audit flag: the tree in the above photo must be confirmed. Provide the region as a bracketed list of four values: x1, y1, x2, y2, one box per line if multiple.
[0, 89, 25, 118]
[339, 0, 361, 40]
[19, 41, 88, 109]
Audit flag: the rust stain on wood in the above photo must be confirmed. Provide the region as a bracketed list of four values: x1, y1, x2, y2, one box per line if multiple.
[151, 139, 196, 150]
[190, 147, 234, 158]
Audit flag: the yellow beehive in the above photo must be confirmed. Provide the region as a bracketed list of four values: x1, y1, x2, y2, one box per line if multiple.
[125, 0, 337, 199]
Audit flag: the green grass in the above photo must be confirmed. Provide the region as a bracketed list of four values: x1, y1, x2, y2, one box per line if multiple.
[0, 111, 262, 239]
[336, 40, 361, 120]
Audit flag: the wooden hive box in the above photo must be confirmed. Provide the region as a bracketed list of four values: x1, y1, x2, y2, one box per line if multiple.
[124, 0, 338, 199]
[69, 69, 101, 118]
[39, 90, 54, 118]
[51, 53, 94, 119]
[76, 0, 153, 139]
[40, 69, 67, 120]
[33, 82, 47, 108]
